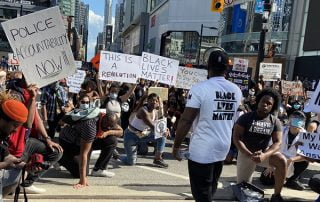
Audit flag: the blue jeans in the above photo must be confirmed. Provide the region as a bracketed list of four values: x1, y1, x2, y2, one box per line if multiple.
[123, 128, 166, 165]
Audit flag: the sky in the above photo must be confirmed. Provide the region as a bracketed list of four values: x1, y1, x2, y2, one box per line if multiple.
[83, 0, 116, 61]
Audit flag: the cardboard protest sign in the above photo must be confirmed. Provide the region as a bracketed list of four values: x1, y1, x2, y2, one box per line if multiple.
[304, 81, 320, 113]
[148, 87, 168, 101]
[259, 63, 282, 81]
[297, 133, 320, 160]
[226, 67, 252, 96]
[281, 80, 304, 96]
[176, 66, 207, 89]
[154, 118, 167, 139]
[1, 7, 76, 88]
[75, 61, 82, 69]
[140, 52, 179, 86]
[99, 51, 140, 84]
[66, 70, 86, 93]
[233, 58, 248, 73]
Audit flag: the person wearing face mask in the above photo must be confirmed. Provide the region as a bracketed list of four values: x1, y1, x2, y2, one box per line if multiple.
[59, 95, 123, 189]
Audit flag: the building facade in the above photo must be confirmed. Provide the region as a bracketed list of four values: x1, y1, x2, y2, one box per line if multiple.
[95, 32, 104, 55]
[112, 0, 125, 52]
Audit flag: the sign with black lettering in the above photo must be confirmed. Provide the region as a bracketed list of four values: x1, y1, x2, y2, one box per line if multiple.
[99, 51, 140, 84]
[304, 80, 320, 113]
[1, 7, 76, 88]
[226, 67, 252, 96]
[140, 52, 179, 86]
[212, 91, 237, 120]
[154, 118, 167, 139]
[67, 70, 86, 93]
[297, 133, 320, 160]
[259, 63, 282, 81]
[176, 66, 207, 89]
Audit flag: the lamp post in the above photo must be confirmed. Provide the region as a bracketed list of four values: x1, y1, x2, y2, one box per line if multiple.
[197, 24, 218, 68]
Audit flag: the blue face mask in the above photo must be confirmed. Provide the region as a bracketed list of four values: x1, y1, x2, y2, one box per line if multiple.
[293, 104, 301, 110]
[290, 118, 305, 128]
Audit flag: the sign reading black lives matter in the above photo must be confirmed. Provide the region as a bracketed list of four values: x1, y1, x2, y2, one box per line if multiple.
[1, 7, 76, 88]
[297, 133, 320, 160]
[140, 52, 179, 86]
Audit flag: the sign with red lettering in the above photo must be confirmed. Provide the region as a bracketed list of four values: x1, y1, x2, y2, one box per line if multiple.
[1, 7, 76, 88]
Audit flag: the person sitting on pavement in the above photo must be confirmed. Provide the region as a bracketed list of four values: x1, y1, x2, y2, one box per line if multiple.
[260, 111, 310, 191]
[122, 93, 169, 168]
[233, 88, 287, 202]
[59, 95, 123, 189]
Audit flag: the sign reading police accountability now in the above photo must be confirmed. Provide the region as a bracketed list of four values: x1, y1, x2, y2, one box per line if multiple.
[99, 51, 140, 84]
[67, 70, 86, 93]
[1, 7, 76, 88]
[297, 133, 320, 160]
[176, 66, 207, 90]
[140, 52, 179, 86]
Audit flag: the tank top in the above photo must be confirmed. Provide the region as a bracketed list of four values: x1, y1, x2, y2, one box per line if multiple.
[130, 106, 156, 131]
[106, 99, 121, 118]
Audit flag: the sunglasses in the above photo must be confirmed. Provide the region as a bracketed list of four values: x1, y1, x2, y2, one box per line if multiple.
[81, 101, 90, 104]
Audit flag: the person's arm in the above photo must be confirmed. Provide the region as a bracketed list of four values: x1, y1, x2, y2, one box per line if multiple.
[138, 108, 156, 131]
[96, 75, 105, 97]
[120, 84, 137, 103]
[98, 124, 123, 138]
[172, 107, 199, 160]
[233, 124, 253, 157]
[25, 85, 38, 128]
[263, 130, 282, 157]
[74, 139, 92, 189]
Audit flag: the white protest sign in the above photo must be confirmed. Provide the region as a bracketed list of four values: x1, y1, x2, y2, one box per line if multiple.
[66, 70, 86, 93]
[297, 133, 320, 160]
[304, 81, 320, 113]
[99, 51, 140, 84]
[154, 118, 167, 139]
[233, 58, 248, 72]
[259, 63, 282, 81]
[140, 52, 179, 86]
[1, 7, 76, 88]
[8, 53, 19, 65]
[75, 61, 82, 69]
[176, 66, 207, 89]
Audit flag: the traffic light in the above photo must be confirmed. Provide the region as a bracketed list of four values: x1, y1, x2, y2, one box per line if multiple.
[211, 0, 224, 13]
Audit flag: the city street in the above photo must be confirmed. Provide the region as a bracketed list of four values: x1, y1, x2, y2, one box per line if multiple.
[6, 138, 319, 202]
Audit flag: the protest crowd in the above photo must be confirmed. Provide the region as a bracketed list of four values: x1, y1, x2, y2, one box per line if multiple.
[0, 7, 319, 202]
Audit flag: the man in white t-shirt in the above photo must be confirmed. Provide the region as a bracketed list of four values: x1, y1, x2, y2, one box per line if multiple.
[172, 48, 242, 202]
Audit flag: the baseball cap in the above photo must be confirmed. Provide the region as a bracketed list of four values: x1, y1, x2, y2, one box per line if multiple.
[207, 48, 229, 71]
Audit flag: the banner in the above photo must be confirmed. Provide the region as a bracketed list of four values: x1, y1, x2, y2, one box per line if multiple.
[259, 63, 282, 81]
[281, 81, 304, 96]
[297, 133, 320, 160]
[232, 4, 247, 33]
[148, 87, 168, 101]
[140, 52, 179, 86]
[1, 7, 76, 88]
[176, 66, 207, 89]
[66, 70, 86, 93]
[233, 58, 248, 72]
[304, 80, 320, 113]
[99, 51, 140, 84]
[226, 67, 252, 96]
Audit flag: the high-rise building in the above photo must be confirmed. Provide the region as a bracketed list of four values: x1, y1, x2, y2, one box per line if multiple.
[104, 0, 112, 26]
[95, 32, 105, 55]
[58, 0, 75, 17]
[112, 0, 125, 52]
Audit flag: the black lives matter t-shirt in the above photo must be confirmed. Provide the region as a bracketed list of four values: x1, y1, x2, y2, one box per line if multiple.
[236, 111, 282, 152]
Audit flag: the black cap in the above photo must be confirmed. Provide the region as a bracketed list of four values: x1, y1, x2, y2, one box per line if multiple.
[207, 49, 229, 71]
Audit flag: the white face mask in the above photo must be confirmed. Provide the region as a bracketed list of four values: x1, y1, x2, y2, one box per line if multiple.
[80, 103, 90, 110]
[110, 93, 118, 99]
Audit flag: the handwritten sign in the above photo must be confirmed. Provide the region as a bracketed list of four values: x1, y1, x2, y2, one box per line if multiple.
[304, 81, 320, 113]
[226, 67, 252, 96]
[281, 80, 304, 96]
[297, 133, 320, 160]
[140, 52, 179, 86]
[8, 53, 19, 65]
[148, 87, 168, 101]
[75, 60, 82, 69]
[259, 63, 282, 81]
[233, 58, 248, 72]
[66, 70, 86, 93]
[99, 51, 140, 84]
[1, 7, 76, 88]
[154, 118, 167, 139]
[176, 66, 207, 89]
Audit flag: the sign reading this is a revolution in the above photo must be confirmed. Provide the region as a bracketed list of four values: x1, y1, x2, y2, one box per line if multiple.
[99, 51, 140, 84]
[176, 66, 207, 89]
[1, 7, 76, 88]
[297, 133, 320, 160]
[140, 52, 179, 86]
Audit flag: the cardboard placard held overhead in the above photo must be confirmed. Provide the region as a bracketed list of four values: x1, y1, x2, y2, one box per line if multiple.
[281, 80, 304, 96]
[66, 70, 86, 93]
[233, 58, 248, 73]
[99, 51, 140, 84]
[148, 87, 168, 101]
[1, 7, 76, 88]
[176, 66, 207, 89]
[259, 63, 282, 81]
[140, 52, 179, 86]
[297, 133, 320, 160]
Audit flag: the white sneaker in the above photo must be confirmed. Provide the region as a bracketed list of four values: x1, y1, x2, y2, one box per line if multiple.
[91, 169, 115, 178]
[23, 185, 46, 194]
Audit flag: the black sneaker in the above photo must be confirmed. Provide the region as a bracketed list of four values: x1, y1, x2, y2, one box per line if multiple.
[285, 179, 305, 190]
[153, 159, 169, 168]
[270, 194, 284, 202]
